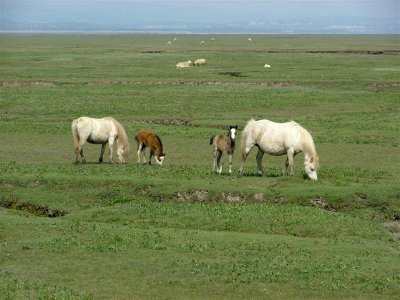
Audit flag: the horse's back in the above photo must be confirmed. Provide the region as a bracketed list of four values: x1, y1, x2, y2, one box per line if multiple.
[243, 119, 304, 155]
[135, 129, 150, 142]
[73, 116, 116, 144]
[135, 129, 159, 146]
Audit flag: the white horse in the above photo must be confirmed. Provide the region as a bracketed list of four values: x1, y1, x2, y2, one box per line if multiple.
[71, 116, 129, 164]
[239, 119, 319, 180]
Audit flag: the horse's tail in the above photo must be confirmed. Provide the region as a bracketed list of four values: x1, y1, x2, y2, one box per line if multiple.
[209, 135, 216, 145]
[240, 121, 253, 159]
[71, 119, 80, 150]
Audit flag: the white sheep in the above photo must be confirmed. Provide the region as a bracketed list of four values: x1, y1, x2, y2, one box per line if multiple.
[194, 59, 207, 66]
[264, 64, 271, 68]
[176, 60, 192, 68]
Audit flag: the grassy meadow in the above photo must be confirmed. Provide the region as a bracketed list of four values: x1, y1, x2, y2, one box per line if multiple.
[0, 34, 399, 299]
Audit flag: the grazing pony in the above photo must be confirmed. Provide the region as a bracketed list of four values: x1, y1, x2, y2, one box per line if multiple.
[239, 119, 319, 180]
[210, 125, 238, 174]
[71, 116, 129, 164]
[135, 129, 166, 165]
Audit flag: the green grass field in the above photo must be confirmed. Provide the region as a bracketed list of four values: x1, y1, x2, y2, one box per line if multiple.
[0, 34, 399, 299]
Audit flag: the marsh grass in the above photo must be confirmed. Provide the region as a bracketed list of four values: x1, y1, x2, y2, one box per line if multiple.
[0, 34, 399, 299]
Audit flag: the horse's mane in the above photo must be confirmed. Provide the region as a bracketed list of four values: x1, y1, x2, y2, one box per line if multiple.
[297, 124, 319, 168]
[245, 118, 256, 128]
[154, 134, 164, 154]
[108, 117, 130, 152]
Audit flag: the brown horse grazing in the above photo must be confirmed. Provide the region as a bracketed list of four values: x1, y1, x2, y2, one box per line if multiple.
[210, 125, 238, 175]
[135, 129, 166, 165]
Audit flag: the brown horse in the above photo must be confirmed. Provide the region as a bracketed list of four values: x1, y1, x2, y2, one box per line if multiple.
[210, 125, 238, 174]
[135, 129, 166, 165]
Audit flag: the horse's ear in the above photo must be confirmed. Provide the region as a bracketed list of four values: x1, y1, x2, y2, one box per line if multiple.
[234, 125, 238, 129]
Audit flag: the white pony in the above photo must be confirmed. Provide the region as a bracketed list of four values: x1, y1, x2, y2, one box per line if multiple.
[239, 119, 319, 180]
[71, 116, 129, 164]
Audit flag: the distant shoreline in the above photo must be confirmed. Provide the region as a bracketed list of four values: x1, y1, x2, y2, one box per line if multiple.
[0, 31, 398, 35]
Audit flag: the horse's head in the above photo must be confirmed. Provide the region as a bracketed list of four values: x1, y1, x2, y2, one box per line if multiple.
[155, 153, 166, 165]
[117, 145, 129, 164]
[304, 155, 319, 181]
[229, 125, 238, 140]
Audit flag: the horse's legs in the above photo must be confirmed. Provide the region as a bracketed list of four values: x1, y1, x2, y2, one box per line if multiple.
[149, 149, 154, 165]
[286, 149, 295, 176]
[216, 151, 223, 174]
[256, 148, 264, 176]
[108, 136, 116, 163]
[212, 148, 218, 173]
[141, 147, 147, 164]
[99, 144, 106, 163]
[281, 157, 289, 176]
[75, 140, 86, 164]
[80, 148, 86, 164]
[239, 143, 253, 177]
[74, 146, 81, 163]
[228, 154, 233, 175]
[137, 143, 143, 164]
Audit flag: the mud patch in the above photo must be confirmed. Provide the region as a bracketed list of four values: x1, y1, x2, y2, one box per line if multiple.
[0, 198, 67, 217]
[88, 79, 294, 88]
[1, 81, 56, 88]
[129, 118, 192, 127]
[383, 221, 400, 242]
[306, 50, 399, 55]
[176, 189, 209, 202]
[175, 189, 265, 203]
[219, 71, 244, 77]
[141, 50, 165, 54]
[386, 82, 400, 87]
[309, 197, 336, 212]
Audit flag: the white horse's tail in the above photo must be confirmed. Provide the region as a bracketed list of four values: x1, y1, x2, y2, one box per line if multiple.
[240, 119, 255, 158]
[71, 119, 80, 150]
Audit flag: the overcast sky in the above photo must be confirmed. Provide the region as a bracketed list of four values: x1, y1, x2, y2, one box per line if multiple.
[1, 0, 399, 33]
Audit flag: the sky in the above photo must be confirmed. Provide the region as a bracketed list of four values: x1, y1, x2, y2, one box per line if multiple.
[1, 0, 399, 33]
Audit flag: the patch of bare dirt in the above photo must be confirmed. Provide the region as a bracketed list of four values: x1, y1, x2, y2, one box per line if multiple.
[175, 189, 266, 203]
[141, 50, 165, 54]
[309, 197, 336, 212]
[219, 71, 244, 77]
[129, 118, 193, 127]
[1, 81, 56, 88]
[89, 79, 294, 87]
[176, 189, 209, 202]
[306, 50, 400, 55]
[258, 82, 294, 87]
[0, 198, 67, 217]
[383, 221, 400, 242]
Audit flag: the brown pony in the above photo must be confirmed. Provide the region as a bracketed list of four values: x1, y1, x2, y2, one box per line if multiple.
[135, 129, 166, 165]
[210, 125, 238, 174]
